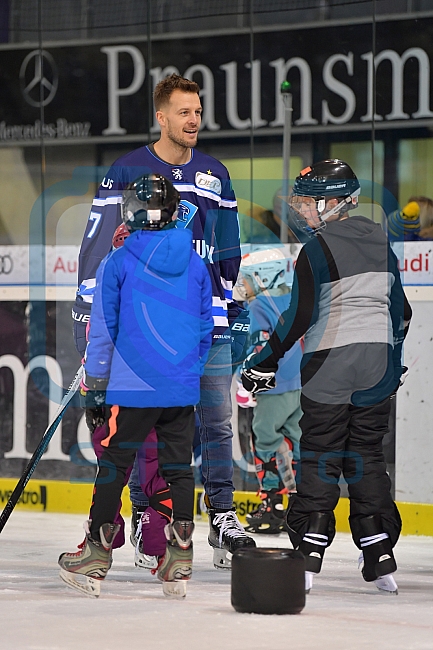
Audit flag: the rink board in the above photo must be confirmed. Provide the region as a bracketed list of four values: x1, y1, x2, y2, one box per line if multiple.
[0, 478, 431, 536]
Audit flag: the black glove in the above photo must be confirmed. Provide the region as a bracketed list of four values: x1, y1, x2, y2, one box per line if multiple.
[241, 354, 277, 394]
[84, 373, 108, 408]
[72, 300, 91, 357]
[230, 309, 250, 364]
[85, 407, 106, 433]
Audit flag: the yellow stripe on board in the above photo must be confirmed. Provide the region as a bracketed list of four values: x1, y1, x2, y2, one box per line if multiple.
[0, 478, 431, 537]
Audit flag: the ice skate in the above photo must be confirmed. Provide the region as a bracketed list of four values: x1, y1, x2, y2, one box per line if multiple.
[58, 522, 120, 598]
[208, 508, 256, 569]
[244, 489, 286, 534]
[358, 552, 398, 595]
[132, 511, 158, 570]
[130, 504, 146, 547]
[305, 571, 314, 594]
[374, 573, 398, 595]
[154, 521, 194, 598]
[357, 515, 398, 595]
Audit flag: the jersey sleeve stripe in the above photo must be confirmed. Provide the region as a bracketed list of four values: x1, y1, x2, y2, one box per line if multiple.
[92, 196, 123, 207]
[213, 315, 230, 327]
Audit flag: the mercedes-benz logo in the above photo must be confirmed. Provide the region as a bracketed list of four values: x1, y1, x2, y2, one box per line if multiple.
[19, 50, 58, 108]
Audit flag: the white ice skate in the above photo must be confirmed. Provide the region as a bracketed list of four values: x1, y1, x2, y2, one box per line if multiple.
[134, 544, 159, 570]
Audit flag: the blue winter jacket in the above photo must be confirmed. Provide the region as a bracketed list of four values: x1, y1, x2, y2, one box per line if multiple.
[85, 228, 214, 408]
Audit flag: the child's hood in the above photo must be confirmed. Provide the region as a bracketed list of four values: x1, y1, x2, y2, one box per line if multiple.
[123, 228, 193, 276]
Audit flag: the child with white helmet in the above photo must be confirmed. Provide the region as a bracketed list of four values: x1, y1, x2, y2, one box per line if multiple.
[237, 247, 303, 534]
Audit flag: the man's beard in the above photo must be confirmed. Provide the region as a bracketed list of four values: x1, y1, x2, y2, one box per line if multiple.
[167, 126, 198, 150]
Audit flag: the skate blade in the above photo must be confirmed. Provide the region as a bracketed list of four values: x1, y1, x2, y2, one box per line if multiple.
[305, 571, 314, 594]
[59, 568, 101, 598]
[374, 574, 398, 595]
[162, 580, 187, 598]
[212, 547, 233, 570]
[134, 549, 158, 570]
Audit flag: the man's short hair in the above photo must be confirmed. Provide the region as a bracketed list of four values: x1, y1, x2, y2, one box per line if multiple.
[154, 74, 200, 111]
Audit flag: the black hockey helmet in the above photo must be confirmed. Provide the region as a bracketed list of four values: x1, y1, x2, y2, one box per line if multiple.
[287, 159, 361, 237]
[122, 173, 180, 231]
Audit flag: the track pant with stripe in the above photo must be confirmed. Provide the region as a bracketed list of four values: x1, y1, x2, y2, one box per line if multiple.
[89, 405, 195, 537]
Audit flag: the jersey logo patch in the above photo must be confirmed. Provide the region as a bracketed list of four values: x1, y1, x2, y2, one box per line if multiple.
[171, 168, 183, 181]
[101, 177, 114, 189]
[176, 200, 198, 229]
[195, 171, 221, 195]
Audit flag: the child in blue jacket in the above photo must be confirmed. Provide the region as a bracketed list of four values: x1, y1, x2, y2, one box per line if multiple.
[59, 174, 213, 598]
[237, 248, 302, 534]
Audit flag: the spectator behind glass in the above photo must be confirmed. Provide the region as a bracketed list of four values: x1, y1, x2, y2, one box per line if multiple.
[408, 196, 433, 240]
[387, 201, 421, 241]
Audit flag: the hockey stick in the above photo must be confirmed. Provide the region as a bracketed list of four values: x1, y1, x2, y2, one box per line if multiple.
[0, 364, 84, 533]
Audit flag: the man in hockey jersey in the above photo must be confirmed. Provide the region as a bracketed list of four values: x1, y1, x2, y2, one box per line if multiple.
[73, 73, 255, 570]
[241, 160, 412, 594]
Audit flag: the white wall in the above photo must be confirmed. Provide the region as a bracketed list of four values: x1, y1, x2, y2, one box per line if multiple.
[395, 287, 433, 504]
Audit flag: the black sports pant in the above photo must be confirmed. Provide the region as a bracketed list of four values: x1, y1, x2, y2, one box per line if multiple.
[287, 394, 402, 549]
[89, 405, 195, 536]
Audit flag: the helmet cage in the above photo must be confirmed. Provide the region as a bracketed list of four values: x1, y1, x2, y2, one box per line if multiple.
[287, 187, 360, 235]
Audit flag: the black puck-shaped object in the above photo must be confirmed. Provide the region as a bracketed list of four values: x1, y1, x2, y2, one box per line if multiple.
[231, 547, 305, 615]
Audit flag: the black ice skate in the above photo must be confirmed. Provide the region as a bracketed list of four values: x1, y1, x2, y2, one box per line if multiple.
[208, 508, 256, 569]
[357, 515, 398, 595]
[244, 490, 287, 534]
[154, 520, 194, 598]
[59, 522, 120, 598]
[294, 512, 332, 593]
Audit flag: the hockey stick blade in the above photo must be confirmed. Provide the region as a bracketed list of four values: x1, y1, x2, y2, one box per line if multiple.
[0, 365, 84, 533]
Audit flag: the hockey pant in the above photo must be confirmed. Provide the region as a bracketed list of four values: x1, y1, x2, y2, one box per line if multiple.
[91, 424, 131, 549]
[287, 395, 401, 571]
[89, 405, 195, 541]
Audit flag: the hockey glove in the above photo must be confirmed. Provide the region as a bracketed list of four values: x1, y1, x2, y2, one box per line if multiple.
[241, 354, 276, 394]
[230, 309, 250, 364]
[85, 407, 106, 433]
[72, 299, 91, 357]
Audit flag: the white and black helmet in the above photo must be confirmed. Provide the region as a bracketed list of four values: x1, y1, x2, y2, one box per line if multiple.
[239, 247, 287, 298]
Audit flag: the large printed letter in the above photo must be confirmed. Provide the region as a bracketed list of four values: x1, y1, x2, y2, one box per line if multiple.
[322, 53, 356, 125]
[270, 57, 318, 127]
[101, 45, 146, 136]
[1, 355, 69, 461]
[361, 48, 433, 122]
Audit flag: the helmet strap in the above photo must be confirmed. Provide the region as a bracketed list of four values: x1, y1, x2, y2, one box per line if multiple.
[319, 188, 360, 224]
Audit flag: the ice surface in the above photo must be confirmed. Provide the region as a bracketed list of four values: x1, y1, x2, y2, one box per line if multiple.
[0, 512, 431, 650]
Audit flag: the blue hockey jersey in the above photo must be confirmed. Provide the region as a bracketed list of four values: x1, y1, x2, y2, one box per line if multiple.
[74, 144, 241, 353]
